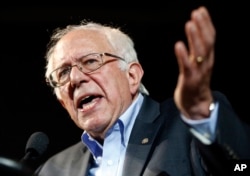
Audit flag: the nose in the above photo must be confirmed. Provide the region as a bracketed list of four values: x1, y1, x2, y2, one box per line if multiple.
[69, 65, 89, 87]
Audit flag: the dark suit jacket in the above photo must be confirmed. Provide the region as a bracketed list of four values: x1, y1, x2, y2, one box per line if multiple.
[36, 91, 250, 176]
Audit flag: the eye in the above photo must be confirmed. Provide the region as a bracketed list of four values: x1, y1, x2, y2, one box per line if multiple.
[57, 66, 71, 80]
[81, 56, 102, 70]
[83, 58, 99, 65]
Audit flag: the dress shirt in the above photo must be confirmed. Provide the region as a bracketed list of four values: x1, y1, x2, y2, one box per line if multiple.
[82, 93, 144, 176]
[82, 93, 219, 175]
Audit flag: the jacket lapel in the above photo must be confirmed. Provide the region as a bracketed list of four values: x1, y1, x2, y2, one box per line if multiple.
[122, 96, 164, 176]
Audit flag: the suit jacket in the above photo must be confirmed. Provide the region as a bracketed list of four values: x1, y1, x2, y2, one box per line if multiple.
[36, 91, 250, 176]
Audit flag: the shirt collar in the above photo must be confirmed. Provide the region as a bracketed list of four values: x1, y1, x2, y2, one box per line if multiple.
[81, 93, 144, 159]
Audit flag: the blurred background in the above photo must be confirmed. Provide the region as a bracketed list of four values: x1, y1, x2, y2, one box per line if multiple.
[0, 1, 249, 170]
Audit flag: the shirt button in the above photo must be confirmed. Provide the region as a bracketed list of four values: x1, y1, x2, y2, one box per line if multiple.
[107, 160, 113, 165]
[96, 156, 102, 164]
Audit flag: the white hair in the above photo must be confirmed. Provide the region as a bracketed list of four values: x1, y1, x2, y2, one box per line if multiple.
[45, 21, 149, 96]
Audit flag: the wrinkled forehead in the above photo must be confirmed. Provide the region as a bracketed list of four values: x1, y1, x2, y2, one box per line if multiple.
[54, 29, 112, 60]
[49, 29, 114, 69]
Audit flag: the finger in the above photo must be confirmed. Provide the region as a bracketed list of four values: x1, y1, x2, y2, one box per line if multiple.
[174, 41, 190, 73]
[192, 7, 216, 53]
[185, 20, 205, 58]
[184, 20, 195, 58]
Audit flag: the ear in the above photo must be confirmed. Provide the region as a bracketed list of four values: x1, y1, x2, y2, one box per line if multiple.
[127, 62, 144, 95]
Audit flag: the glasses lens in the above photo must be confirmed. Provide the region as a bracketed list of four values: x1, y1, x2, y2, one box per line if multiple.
[80, 53, 103, 72]
[48, 53, 103, 87]
[50, 66, 70, 87]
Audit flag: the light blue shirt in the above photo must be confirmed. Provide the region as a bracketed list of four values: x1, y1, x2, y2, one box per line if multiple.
[82, 93, 219, 175]
[82, 93, 144, 176]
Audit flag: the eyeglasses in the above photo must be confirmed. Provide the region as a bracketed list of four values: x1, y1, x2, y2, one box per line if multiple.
[46, 52, 125, 88]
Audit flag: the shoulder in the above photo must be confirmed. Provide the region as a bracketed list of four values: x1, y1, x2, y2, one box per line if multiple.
[47, 141, 86, 164]
[36, 141, 89, 176]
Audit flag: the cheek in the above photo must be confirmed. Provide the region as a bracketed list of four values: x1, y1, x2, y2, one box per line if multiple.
[62, 100, 76, 118]
[63, 100, 79, 125]
[58, 88, 76, 116]
[101, 71, 130, 95]
[115, 72, 131, 94]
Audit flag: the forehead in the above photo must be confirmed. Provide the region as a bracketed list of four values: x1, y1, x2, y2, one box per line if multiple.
[52, 29, 113, 64]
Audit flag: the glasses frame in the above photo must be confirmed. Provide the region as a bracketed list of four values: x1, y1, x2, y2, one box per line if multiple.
[46, 52, 126, 88]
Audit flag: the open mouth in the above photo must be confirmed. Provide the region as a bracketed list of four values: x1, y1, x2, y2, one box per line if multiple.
[78, 95, 102, 111]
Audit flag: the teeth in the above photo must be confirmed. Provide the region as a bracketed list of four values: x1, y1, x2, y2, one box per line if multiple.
[82, 96, 90, 101]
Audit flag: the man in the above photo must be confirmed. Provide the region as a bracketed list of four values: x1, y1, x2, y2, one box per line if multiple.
[36, 6, 250, 176]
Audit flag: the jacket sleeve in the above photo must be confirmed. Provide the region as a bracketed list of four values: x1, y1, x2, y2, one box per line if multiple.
[193, 91, 250, 176]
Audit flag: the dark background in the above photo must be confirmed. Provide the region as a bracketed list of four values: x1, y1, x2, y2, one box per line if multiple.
[0, 1, 249, 168]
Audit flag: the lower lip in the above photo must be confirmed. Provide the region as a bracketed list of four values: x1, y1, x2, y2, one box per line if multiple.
[79, 98, 99, 112]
